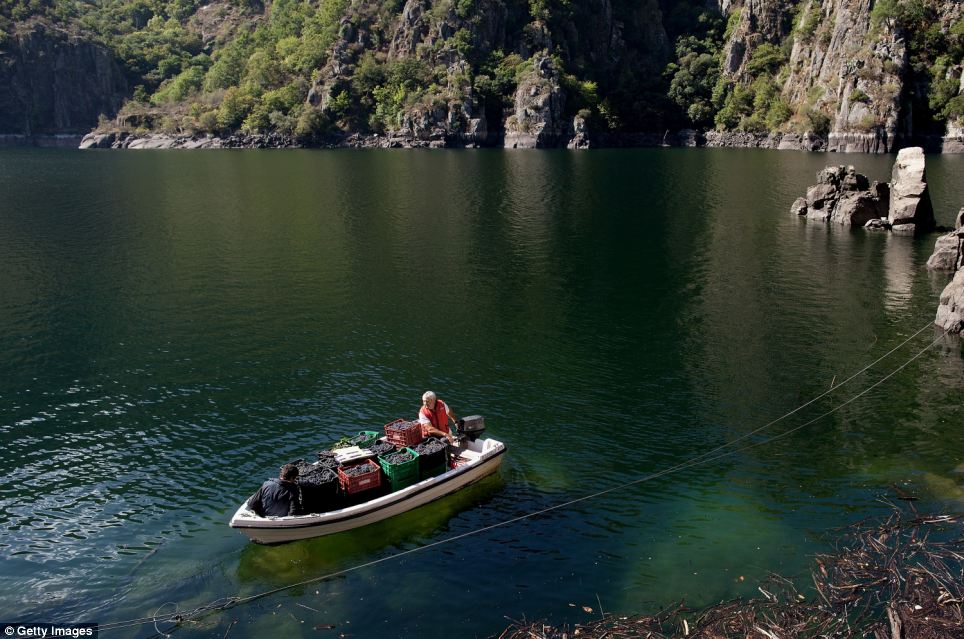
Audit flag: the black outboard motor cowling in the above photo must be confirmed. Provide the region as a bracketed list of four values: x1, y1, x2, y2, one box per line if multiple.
[457, 415, 485, 442]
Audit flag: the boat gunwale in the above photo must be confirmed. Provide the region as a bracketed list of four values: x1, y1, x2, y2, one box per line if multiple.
[229, 439, 505, 531]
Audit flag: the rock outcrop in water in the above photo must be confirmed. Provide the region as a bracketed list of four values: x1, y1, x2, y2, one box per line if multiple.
[888, 147, 935, 233]
[935, 261, 964, 335]
[791, 147, 936, 235]
[790, 165, 889, 228]
[929, 206, 964, 334]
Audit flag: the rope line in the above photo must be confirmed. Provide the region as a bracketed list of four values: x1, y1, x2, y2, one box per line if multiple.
[98, 321, 949, 633]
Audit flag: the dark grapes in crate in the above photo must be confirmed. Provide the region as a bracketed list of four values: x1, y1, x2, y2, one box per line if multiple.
[368, 440, 395, 456]
[382, 450, 415, 465]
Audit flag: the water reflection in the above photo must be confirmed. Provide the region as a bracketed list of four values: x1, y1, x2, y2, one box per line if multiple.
[236, 475, 505, 585]
[881, 232, 916, 312]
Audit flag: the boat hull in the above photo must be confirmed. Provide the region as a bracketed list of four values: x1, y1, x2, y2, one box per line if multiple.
[230, 438, 505, 544]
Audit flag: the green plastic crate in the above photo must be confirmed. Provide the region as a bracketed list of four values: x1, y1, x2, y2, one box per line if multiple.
[351, 430, 380, 449]
[378, 447, 419, 491]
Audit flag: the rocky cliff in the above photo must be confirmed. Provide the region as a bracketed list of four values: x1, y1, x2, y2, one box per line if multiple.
[4, 0, 962, 150]
[0, 20, 128, 140]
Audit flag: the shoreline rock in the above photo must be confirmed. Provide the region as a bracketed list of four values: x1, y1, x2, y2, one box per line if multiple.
[75, 128, 964, 152]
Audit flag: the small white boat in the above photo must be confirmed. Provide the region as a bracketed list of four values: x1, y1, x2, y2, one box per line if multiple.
[229, 432, 506, 544]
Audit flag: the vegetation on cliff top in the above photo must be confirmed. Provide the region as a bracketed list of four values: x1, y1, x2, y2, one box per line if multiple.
[1, 0, 962, 141]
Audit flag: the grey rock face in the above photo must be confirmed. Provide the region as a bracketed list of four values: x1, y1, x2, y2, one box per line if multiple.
[935, 268, 964, 334]
[567, 115, 590, 149]
[926, 232, 963, 271]
[782, 0, 905, 153]
[504, 54, 569, 148]
[0, 23, 128, 136]
[79, 133, 114, 149]
[888, 147, 935, 232]
[798, 165, 887, 225]
[831, 190, 888, 227]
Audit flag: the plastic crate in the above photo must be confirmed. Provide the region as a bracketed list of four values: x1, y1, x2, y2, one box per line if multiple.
[368, 439, 395, 456]
[378, 447, 419, 491]
[299, 466, 339, 513]
[412, 437, 448, 479]
[384, 419, 425, 447]
[337, 459, 382, 495]
[351, 431, 380, 449]
[420, 462, 447, 479]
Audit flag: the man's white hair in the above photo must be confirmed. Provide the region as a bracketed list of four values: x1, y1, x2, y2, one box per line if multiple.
[422, 391, 436, 402]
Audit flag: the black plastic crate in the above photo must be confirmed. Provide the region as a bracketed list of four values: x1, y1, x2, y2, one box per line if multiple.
[299, 466, 339, 514]
[412, 437, 448, 480]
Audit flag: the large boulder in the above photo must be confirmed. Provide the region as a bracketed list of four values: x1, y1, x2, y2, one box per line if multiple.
[831, 185, 889, 227]
[926, 231, 964, 271]
[888, 147, 935, 233]
[797, 165, 886, 225]
[935, 268, 964, 334]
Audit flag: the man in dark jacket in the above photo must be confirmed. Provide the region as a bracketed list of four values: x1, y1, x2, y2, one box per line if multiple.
[247, 464, 302, 517]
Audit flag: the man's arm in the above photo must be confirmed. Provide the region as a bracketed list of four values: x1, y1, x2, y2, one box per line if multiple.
[247, 486, 265, 517]
[287, 485, 302, 516]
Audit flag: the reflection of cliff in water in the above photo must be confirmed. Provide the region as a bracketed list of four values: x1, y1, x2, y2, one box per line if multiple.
[235, 474, 505, 585]
[881, 232, 917, 312]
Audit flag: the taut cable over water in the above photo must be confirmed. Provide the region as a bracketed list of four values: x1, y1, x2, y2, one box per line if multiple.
[97, 320, 953, 635]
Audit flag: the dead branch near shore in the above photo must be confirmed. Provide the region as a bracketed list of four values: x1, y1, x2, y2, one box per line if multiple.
[495, 508, 962, 639]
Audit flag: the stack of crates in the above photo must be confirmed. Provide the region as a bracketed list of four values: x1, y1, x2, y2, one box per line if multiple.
[378, 447, 420, 492]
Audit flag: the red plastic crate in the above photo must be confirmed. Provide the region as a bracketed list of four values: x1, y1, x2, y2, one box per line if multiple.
[384, 419, 425, 447]
[337, 459, 382, 494]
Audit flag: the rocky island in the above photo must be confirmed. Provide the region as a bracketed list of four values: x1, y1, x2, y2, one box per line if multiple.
[791, 146, 964, 335]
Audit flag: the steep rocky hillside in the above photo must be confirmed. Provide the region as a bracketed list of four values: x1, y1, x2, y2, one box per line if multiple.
[0, 18, 128, 138]
[1, 0, 961, 149]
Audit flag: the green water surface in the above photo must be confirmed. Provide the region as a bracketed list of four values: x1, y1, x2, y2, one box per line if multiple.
[0, 148, 962, 637]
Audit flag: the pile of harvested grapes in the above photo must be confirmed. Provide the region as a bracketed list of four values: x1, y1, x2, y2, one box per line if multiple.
[340, 463, 375, 478]
[413, 438, 446, 456]
[381, 450, 415, 466]
[299, 466, 337, 486]
[369, 440, 395, 456]
[315, 451, 339, 468]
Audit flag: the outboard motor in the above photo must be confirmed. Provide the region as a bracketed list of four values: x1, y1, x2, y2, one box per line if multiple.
[457, 415, 486, 442]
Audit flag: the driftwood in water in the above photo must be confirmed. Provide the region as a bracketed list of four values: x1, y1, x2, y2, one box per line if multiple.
[495, 507, 962, 639]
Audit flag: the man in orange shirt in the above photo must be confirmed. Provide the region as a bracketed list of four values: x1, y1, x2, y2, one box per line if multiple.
[418, 390, 458, 444]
